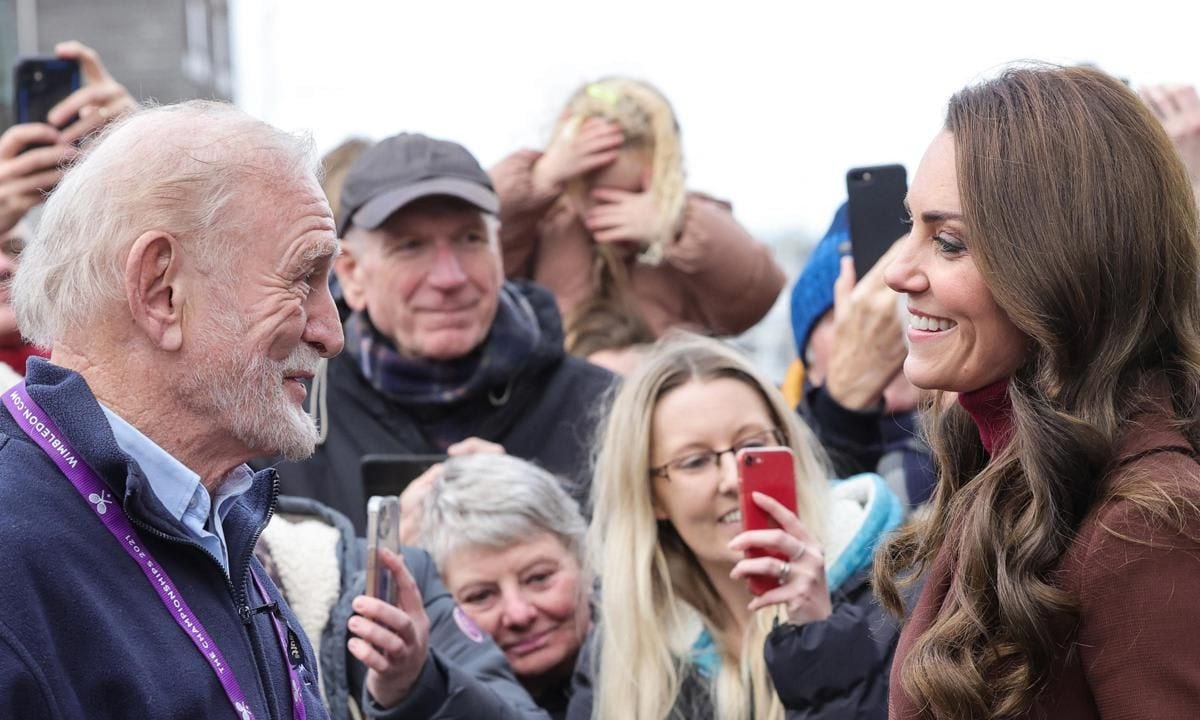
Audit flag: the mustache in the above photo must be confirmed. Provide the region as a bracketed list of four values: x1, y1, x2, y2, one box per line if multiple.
[278, 343, 322, 376]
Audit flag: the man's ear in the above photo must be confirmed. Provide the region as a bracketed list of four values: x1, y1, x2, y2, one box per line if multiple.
[334, 244, 368, 312]
[124, 231, 184, 351]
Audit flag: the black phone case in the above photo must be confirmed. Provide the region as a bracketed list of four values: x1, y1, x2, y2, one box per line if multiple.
[360, 453, 447, 498]
[13, 57, 81, 126]
[846, 164, 908, 279]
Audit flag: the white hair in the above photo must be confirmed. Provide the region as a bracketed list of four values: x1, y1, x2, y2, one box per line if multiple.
[13, 100, 319, 347]
[418, 453, 587, 573]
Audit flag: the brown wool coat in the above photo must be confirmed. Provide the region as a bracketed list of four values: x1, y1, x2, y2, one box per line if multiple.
[489, 149, 786, 338]
[890, 414, 1200, 719]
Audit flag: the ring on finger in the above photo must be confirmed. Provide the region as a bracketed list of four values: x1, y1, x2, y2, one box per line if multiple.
[777, 560, 791, 585]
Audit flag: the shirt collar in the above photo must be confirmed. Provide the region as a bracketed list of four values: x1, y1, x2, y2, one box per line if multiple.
[99, 404, 253, 527]
[101, 404, 201, 522]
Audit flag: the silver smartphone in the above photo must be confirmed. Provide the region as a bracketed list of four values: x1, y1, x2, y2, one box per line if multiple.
[365, 495, 401, 605]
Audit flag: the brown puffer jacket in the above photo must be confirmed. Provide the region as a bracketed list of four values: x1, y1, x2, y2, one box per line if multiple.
[490, 149, 787, 338]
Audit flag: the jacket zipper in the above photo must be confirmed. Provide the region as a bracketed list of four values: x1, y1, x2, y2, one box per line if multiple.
[123, 470, 285, 717]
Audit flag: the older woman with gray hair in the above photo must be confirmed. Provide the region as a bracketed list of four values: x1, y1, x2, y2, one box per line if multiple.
[418, 453, 592, 720]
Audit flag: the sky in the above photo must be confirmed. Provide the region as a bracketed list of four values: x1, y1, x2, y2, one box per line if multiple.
[228, 0, 1200, 377]
[230, 0, 1200, 242]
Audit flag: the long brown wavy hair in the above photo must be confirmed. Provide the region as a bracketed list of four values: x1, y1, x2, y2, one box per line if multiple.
[873, 65, 1200, 718]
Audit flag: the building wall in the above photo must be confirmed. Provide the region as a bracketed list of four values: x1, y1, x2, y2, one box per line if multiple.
[2, 0, 231, 127]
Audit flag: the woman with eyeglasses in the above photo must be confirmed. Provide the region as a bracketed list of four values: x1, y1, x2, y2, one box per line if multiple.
[569, 331, 905, 720]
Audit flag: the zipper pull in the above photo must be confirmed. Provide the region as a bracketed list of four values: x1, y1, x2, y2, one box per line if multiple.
[238, 604, 253, 625]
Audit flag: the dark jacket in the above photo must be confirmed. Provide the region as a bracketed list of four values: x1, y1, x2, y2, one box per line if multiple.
[258, 496, 551, 720]
[801, 384, 936, 509]
[766, 567, 898, 719]
[0, 360, 328, 719]
[272, 282, 614, 532]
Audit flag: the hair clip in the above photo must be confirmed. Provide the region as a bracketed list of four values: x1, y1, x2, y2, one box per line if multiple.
[586, 82, 621, 107]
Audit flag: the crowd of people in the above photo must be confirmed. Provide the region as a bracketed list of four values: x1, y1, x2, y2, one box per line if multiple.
[2, 39, 1200, 720]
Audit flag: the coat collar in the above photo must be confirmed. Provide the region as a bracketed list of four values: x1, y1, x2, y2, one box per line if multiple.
[16, 358, 278, 558]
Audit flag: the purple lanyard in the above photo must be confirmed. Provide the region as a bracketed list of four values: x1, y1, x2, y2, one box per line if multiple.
[3, 383, 307, 720]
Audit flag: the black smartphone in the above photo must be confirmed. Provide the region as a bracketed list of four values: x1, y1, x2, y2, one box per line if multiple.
[13, 57, 81, 126]
[365, 495, 401, 604]
[846, 164, 908, 279]
[361, 453, 447, 499]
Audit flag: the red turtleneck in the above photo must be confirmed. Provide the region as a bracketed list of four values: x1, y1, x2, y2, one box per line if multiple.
[956, 378, 1013, 455]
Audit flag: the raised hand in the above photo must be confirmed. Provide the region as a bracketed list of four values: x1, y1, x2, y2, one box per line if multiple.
[583, 187, 661, 246]
[532, 117, 623, 196]
[728, 491, 831, 625]
[1142, 84, 1200, 199]
[50, 41, 139, 146]
[349, 548, 432, 708]
[825, 244, 908, 410]
[0, 123, 76, 234]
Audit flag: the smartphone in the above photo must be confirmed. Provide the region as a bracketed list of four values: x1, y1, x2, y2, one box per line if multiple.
[361, 454, 447, 499]
[846, 164, 908, 279]
[737, 446, 799, 597]
[365, 495, 401, 604]
[13, 57, 81, 126]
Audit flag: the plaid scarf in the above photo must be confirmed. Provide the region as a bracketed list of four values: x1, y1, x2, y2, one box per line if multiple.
[344, 285, 541, 409]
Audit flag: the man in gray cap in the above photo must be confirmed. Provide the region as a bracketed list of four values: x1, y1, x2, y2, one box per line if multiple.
[273, 133, 613, 533]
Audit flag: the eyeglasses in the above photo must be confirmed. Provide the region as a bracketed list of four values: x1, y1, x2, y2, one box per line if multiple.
[650, 428, 784, 481]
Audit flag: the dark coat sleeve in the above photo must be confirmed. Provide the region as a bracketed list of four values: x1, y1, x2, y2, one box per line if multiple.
[764, 568, 898, 720]
[799, 384, 886, 479]
[362, 547, 551, 719]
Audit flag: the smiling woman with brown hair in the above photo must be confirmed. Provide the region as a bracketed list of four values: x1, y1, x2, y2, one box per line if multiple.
[877, 64, 1200, 719]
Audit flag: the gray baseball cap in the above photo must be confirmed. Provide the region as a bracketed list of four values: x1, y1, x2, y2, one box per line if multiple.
[336, 132, 499, 236]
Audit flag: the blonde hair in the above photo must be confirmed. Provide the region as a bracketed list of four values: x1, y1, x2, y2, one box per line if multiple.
[320, 137, 372, 224]
[589, 331, 830, 720]
[558, 77, 686, 260]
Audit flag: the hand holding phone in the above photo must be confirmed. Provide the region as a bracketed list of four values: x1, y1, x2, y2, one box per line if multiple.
[736, 447, 799, 597]
[366, 495, 402, 605]
[729, 448, 833, 624]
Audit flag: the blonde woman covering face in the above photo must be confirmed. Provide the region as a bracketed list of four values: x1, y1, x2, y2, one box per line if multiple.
[490, 78, 786, 356]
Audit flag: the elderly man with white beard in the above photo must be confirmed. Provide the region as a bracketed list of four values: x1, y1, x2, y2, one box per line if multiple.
[0, 101, 545, 720]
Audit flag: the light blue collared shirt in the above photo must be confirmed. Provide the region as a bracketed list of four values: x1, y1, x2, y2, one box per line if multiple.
[101, 405, 255, 573]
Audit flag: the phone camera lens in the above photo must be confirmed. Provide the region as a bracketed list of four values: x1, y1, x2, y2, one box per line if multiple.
[33, 70, 43, 82]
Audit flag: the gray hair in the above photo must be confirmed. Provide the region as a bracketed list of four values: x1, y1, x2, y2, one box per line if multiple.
[418, 454, 587, 573]
[13, 100, 319, 347]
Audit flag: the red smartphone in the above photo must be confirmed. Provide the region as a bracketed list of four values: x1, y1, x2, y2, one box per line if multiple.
[737, 446, 798, 596]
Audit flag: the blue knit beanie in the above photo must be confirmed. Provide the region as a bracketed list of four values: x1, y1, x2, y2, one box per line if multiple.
[790, 202, 848, 358]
